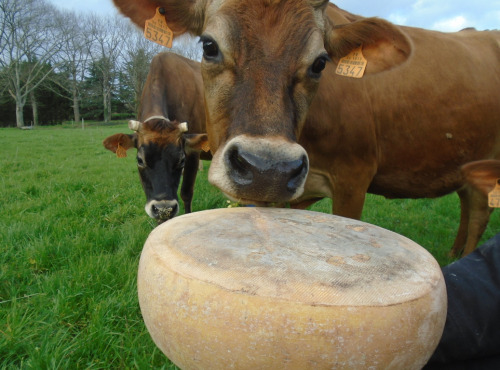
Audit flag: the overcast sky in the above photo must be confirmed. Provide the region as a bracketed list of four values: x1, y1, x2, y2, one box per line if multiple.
[49, 0, 499, 32]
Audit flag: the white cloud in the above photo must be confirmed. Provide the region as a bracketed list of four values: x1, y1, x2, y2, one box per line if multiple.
[413, 1, 451, 17]
[432, 15, 468, 32]
[412, 0, 428, 11]
[388, 13, 408, 25]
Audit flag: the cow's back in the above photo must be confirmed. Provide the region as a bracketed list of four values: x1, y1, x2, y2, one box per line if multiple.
[302, 27, 500, 200]
[139, 52, 206, 134]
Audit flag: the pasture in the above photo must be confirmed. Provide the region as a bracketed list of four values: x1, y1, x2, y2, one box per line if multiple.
[1, 123, 498, 368]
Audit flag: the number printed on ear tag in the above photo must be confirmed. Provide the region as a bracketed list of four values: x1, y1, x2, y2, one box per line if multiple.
[144, 7, 173, 48]
[336, 47, 367, 78]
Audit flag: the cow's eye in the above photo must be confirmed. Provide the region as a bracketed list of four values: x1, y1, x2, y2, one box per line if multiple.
[309, 54, 330, 77]
[176, 152, 186, 169]
[178, 157, 186, 169]
[200, 35, 220, 60]
[137, 156, 146, 168]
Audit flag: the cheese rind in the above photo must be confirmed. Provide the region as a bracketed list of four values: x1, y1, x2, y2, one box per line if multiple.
[138, 208, 447, 369]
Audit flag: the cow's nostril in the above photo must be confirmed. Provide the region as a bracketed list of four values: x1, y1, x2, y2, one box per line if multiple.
[211, 136, 309, 204]
[227, 145, 253, 184]
[287, 154, 308, 193]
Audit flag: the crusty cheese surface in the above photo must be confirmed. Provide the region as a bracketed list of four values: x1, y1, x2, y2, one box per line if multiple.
[138, 208, 447, 369]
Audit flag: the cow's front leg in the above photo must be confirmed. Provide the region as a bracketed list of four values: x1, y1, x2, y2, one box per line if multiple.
[180, 152, 200, 214]
[330, 172, 372, 220]
[452, 186, 493, 257]
[331, 187, 366, 220]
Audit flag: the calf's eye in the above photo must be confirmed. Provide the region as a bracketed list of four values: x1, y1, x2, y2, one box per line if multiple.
[137, 156, 146, 168]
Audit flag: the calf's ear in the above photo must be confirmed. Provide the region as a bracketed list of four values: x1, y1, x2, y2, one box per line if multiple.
[102, 133, 137, 158]
[184, 134, 210, 153]
[462, 160, 500, 196]
[113, 0, 207, 36]
[324, 17, 411, 75]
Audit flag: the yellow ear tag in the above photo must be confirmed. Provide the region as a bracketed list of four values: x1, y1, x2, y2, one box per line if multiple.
[488, 180, 500, 208]
[144, 7, 173, 48]
[116, 143, 127, 158]
[336, 46, 367, 78]
[201, 141, 210, 153]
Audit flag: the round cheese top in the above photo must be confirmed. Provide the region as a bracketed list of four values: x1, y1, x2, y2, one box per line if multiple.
[147, 207, 442, 307]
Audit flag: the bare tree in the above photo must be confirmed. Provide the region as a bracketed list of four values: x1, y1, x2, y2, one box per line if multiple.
[0, 2, 203, 127]
[0, 0, 67, 127]
[117, 26, 200, 116]
[85, 14, 129, 123]
[119, 24, 163, 114]
[49, 11, 93, 124]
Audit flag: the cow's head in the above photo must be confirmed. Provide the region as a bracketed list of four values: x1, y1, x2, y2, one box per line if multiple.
[103, 117, 208, 223]
[113, 0, 410, 205]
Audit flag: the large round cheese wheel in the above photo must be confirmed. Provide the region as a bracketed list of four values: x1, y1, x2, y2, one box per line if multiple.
[138, 208, 446, 369]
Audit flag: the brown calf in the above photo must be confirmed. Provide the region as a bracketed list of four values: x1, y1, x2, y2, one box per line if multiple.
[103, 52, 209, 223]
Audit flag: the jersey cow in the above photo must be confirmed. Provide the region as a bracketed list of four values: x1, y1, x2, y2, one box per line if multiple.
[113, 0, 500, 255]
[103, 52, 209, 223]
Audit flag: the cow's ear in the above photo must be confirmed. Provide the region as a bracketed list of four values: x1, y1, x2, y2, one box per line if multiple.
[324, 17, 411, 75]
[113, 0, 207, 36]
[102, 133, 137, 158]
[324, 3, 363, 25]
[184, 133, 210, 153]
[462, 160, 500, 196]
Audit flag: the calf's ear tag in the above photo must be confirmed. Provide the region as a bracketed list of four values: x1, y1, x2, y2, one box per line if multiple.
[336, 46, 367, 78]
[144, 7, 173, 48]
[488, 180, 500, 208]
[116, 143, 127, 158]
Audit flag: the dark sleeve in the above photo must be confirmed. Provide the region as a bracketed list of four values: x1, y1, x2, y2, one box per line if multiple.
[424, 233, 500, 368]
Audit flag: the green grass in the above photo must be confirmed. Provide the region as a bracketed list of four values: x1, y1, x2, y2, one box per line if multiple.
[1, 124, 498, 368]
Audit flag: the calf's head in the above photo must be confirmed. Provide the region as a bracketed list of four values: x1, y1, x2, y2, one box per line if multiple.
[103, 117, 208, 223]
[113, 0, 411, 205]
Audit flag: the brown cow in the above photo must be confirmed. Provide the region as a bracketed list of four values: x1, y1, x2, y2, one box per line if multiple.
[103, 52, 209, 223]
[114, 1, 500, 255]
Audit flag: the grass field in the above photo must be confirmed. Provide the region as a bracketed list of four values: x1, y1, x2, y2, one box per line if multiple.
[1, 123, 498, 368]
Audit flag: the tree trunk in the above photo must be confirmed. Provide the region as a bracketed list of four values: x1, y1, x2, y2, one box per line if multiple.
[102, 78, 110, 123]
[16, 101, 25, 128]
[30, 90, 38, 126]
[73, 91, 80, 124]
[104, 87, 112, 123]
[107, 91, 112, 122]
[103, 87, 109, 123]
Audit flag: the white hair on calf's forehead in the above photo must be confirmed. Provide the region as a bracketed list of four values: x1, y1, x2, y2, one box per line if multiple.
[140, 117, 188, 133]
[144, 116, 170, 123]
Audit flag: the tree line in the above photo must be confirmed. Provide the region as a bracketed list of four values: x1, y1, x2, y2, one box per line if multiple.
[0, 0, 201, 128]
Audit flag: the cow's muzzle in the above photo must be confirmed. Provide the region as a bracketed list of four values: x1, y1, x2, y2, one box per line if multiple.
[209, 135, 309, 204]
[145, 199, 179, 223]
